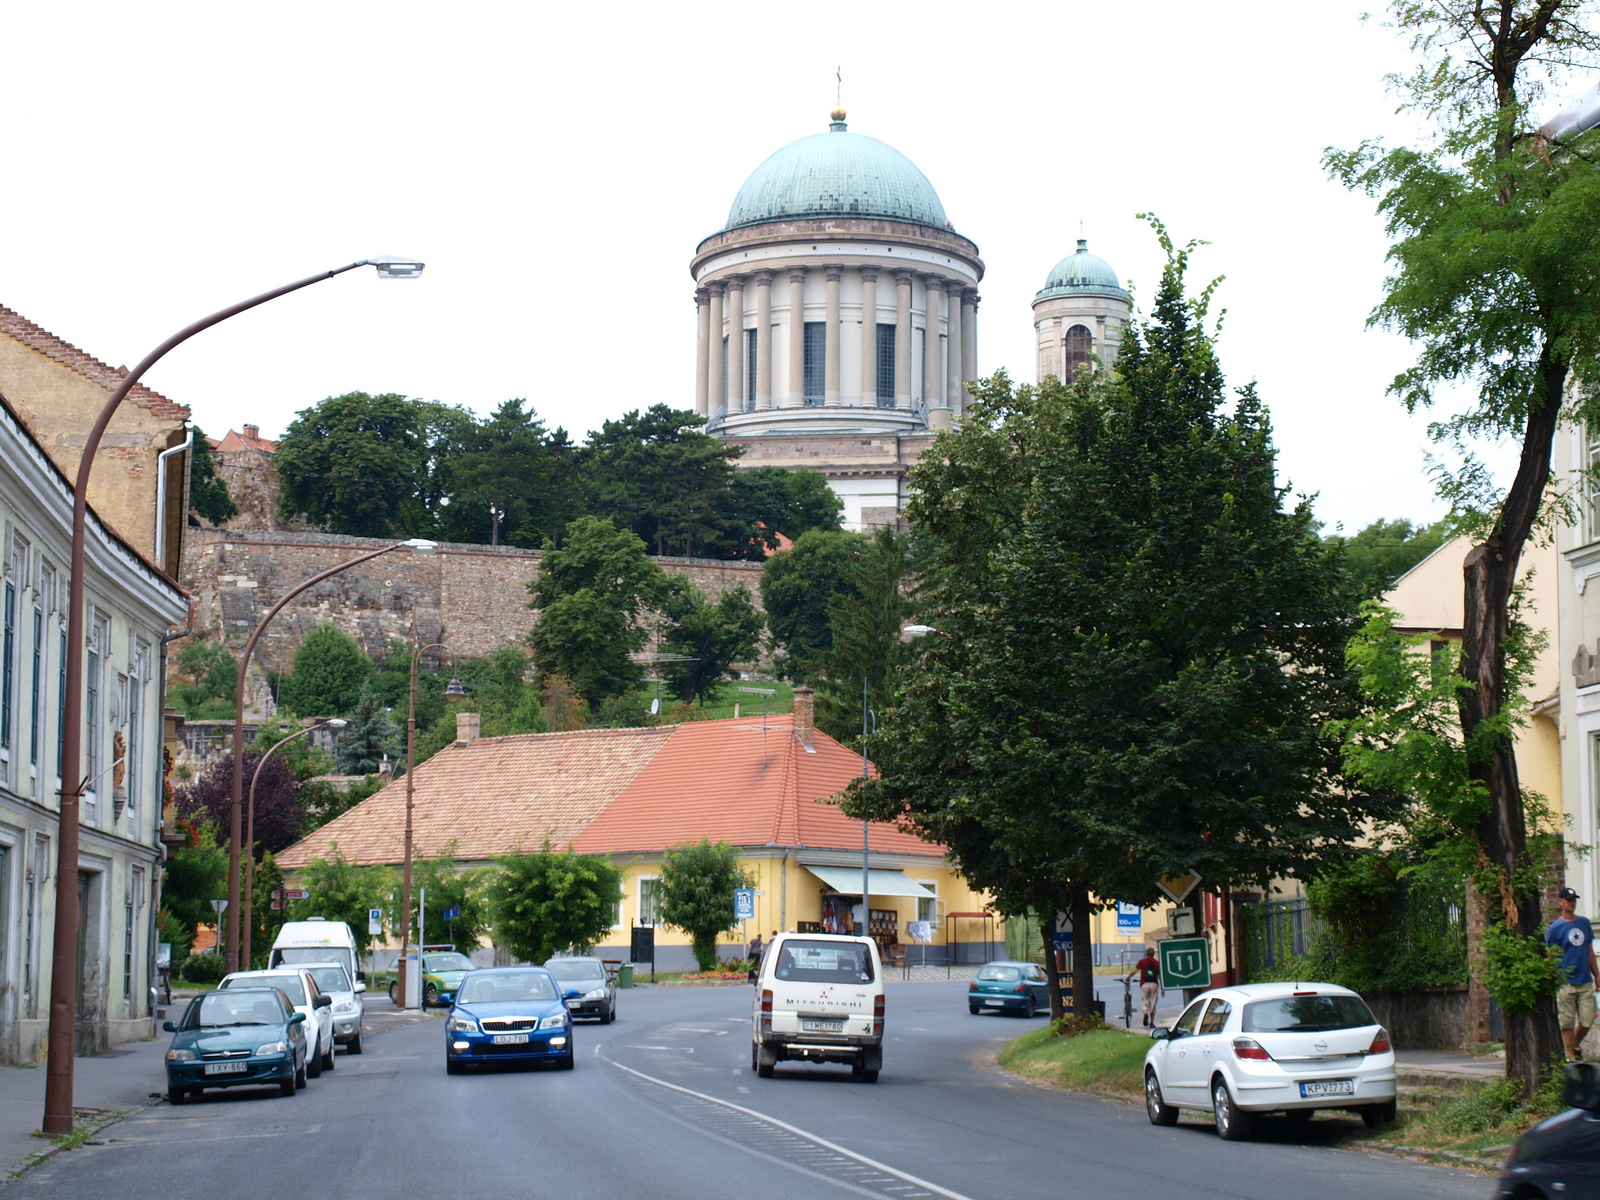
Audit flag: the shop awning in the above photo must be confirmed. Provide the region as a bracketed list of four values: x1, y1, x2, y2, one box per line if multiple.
[802, 865, 936, 899]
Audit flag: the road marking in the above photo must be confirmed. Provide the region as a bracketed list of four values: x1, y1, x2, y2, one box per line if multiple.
[605, 1055, 975, 1200]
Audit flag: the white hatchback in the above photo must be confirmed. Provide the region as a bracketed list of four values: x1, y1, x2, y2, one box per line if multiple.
[1143, 982, 1397, 1140]
[222, 968, 337, 1078]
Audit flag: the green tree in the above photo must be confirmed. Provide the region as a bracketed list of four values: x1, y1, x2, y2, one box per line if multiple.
[659, 581, 764, 705]
[336, 684, 399, 774]
[846, 226, 1388, 1018]
[171, 637, 238, 720]
[444, 399, 586, 546]
[714, 466, 844, 558]
[248, 849, 286, 969]
[528, 516, 666, 710]
[276, 392, 425, 536]
[413, 852, 490, 954]
[658, 838, 754, 971]
[759, 530, 865, 680]
[810, 526, 912, 744]
[286, 844, 396, 957]
[187, 425, 238, 525]
[300, 773, 385, 834]
[161, 819, 229, 964]
[1323, 517, 1451, 596]
[1325, 0, 1600, 1091]
[488, 844, 623, 964]
[280, 623, 373, 717]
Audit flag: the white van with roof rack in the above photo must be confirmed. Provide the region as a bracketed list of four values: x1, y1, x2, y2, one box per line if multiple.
[751, 932, 884, 1082]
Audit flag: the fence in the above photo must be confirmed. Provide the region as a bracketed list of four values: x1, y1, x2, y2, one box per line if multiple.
[1242, 898, 1323, 977]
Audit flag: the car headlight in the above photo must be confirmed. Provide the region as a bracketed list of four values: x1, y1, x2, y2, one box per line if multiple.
[334, 1002, 357, 1014]
[584, 988, 608, 1000]
[255, 1042, 288, 1056]
[166, 1049, 195, 1062]
[447, 1016, 480, 1034]
[539, 1014, 567, 1030]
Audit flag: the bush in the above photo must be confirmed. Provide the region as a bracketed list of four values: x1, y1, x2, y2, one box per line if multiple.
[181, 951, 225, 985]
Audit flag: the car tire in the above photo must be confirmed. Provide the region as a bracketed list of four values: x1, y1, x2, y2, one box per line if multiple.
[307, 1048, 322, 1079]
[388, 980, 399, 1005]
[167, 1086, 187, 1105]
[557, 1052, 575, 1071]
[321, 1041, 336, 1071]
[1212, 1077, 1253, 1141]
[295, 1056, 308, 1088]
[599, 1003, 613, 1025]
[852, 1058, 879, 1083]
[446, 1058, 465, 1075]
[424, 983, 439, 1008]
[1145, 1070, 1179, 1126]
[756, 1042, 777, 1078]
[751, 1042, 759, 1072]
[347, 1029, 363, 1055]
[280, 1076, 296, 1098]
[969, 1005, 980, 1015]
[1361, 1099, 1397, 1128]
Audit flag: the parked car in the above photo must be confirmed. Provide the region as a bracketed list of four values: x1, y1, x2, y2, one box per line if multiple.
[221, 967, 336, 1076]
[752, 933, 884, 1082]
[1498, 1062, 1600, 1200]
[388, 947, 475, 1007]
[295, 960, 366, 1054]
[1143, 982, 1396, 1140]
[444, 966, 574, 1074]
[545, 956, 617, 1023]
[163, 986, 308, 1103]
[968, 960, 1049, 1016]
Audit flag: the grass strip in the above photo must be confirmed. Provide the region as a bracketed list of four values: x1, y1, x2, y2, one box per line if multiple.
[996, 1022, 1149, 1101]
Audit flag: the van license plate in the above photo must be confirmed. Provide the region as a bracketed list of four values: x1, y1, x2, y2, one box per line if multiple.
[492, 1033, 530, 1045]
[801, 1020, 843, 1033]
[203, 1061, 248, 1075]
[1299, 1079, 1354, 1097]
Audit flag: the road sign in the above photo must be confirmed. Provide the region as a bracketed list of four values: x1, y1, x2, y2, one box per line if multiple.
[209, 899, 228, 916]
[273, 888, 309, 901]
[1116, 902, 1141, 935]
[443, 904, 460, 922]
[1159, 936, 1211, 989]
[734, 888, 755, 921]
[272, 899, 287, 911]
[1156, 873, 1201, 905]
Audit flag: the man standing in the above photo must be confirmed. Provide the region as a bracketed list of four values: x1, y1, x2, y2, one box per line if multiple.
[1546, 886, 1599, 1062]
[747, 931, 765, 984]
[1125, 945, 1163, 1028]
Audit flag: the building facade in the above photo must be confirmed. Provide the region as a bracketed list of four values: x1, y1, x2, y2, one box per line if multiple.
[1032, 239, 1131, 384]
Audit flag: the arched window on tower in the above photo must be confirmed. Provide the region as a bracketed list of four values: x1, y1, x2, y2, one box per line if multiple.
[1064, 325, 1093, 382]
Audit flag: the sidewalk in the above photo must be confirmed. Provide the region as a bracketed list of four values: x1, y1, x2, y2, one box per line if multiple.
[1394, 1048, 1505, 1079]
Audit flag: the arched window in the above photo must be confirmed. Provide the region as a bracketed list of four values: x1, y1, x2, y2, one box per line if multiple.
[1064, 325, 1093, 382]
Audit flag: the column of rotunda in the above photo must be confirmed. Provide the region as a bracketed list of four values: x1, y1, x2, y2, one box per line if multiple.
[754, 271, 773, 410]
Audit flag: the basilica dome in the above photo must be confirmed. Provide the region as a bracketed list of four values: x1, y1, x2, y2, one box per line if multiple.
[1037, 239, 1128, 300]
[724, 115, 949, 231]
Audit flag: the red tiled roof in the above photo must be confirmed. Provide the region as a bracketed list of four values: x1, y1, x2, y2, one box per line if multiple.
[214, 428, 278, 454]
[0, 304, 189, 420]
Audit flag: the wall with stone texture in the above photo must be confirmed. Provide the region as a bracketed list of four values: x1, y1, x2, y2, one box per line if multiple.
[179, 528, 767, 675]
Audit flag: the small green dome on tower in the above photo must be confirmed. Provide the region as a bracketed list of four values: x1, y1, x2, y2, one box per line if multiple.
[1037, 239, 1128, 300]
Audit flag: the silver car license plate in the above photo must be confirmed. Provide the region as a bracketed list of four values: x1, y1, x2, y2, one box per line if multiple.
[801, 1019, 843, 1033]
[1299, 1078, 1355, 1097]
[203, 1061, 248, 1075]
[984, 998, 1005, 1006]
[492, 1033, 530, 1045]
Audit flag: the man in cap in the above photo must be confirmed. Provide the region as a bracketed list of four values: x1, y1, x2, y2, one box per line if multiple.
[1546, 886, 1599, 1061]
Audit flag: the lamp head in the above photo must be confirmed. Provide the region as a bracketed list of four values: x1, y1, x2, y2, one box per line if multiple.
[444, 675, 466, 699]
[402, 538, 438, 554]
[902, 624, 940, 638]
[368, 256, 425, 279]
[326, 718, 349, 729]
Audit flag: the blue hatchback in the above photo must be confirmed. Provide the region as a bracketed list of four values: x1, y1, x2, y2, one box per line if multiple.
[968, 960, 1050, 1016]
[163, 987, 309, 1102]
[445, 966, 574, 1073]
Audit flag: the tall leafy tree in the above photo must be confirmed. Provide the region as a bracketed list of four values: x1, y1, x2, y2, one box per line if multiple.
[759, 530, 865, 681]
[161, 819, 229, 964]
[445, 399, 585, 547]
[276, 392, 425, 536]
[279, 623, 373, 717]
[488, 844, 623, 964]
[171, 637, 238, 719]
[177, 752, 304, 854]
[1323, 517, 1452, 596]
[187, 425, 238, 525]
[810, 526, 913, 744]
[714, 466, 845, 558]
[658, 581, 764, 706]
[412, 853, 490, 954]
[287, 846, 396, 957]
[1325, 0, 1600, 1091]
[658, 838, 755, 971]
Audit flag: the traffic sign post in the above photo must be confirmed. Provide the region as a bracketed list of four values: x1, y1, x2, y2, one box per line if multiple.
[368, 907, 383, 937]
[734, 888, 755, 921]
[1116, 902, 1141, 936]
[1159, 936, 1210, 991]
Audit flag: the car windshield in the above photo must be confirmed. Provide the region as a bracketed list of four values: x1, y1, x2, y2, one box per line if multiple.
[1242, 994, 1376, 1033]
[423, 953, 475, 973]
[305, 966, 351, 994]
[277, 946, 353, 973]
[458, 971, 557, 1004]
[977, 965, 1021, 982]
[228, 974, 307, 1005]
[545, 960, 605, 982]
[772, 940, 874, 984]
[185, 991, 284, 1029]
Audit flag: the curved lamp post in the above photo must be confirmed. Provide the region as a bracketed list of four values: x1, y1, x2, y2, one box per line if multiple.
[240, 717, 348, 969]
[44, 255, 425, 1136]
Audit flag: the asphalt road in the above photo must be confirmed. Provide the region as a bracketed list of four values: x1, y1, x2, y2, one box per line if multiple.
[12, 984, 1489, 1200]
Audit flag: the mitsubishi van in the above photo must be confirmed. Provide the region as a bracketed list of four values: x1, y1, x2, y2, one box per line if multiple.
[751, 933, 884, 1082]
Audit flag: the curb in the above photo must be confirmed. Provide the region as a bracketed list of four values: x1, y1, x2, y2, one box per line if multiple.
[6, 1103, 151, 1184]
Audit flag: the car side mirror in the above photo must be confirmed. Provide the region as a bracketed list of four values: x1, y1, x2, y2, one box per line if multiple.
[439, 993, 454, 1006]
[356, 970, 367, 983]
[315, 994, 332, 1009]
[1563, 1062, 1600, 1110]
[162, 1020, 177, 1033]
[354, 981, 367, 994]
[1150, 1026, 1171, 1041]
[289, 1012, 306, 1025]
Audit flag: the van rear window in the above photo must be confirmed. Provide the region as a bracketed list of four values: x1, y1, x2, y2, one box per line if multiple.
[772, 940, 874, 984]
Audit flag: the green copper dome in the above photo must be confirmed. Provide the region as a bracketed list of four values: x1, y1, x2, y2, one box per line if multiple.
[725, 117, 949, 231]
[1037, 240, 1128, 300]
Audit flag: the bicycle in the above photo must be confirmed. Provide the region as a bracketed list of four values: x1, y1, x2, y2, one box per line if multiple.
[1120, 975, 1133, 1028]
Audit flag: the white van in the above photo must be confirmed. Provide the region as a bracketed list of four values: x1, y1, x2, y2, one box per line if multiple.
[751, 933, 884, 1082]
[270, 919, 363, 985]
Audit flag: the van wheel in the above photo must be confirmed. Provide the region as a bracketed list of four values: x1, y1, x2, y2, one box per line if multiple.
[756, 1043, 776, 1078]
[852, 1058, 879, 1083]
[1361, 1100, 1397, 1128]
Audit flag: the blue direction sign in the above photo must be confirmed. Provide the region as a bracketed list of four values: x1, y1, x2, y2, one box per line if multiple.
[443, 904, 460, 921]
[1116, 902, 1142, 935]
[734, 888, 756, 921]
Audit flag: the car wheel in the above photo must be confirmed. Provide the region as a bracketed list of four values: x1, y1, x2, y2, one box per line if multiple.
[307, 1048, 322, 1079]
[424, 983, 439, 1008]
[599, 1002, 613, 1025]
[969, 1005, 980, 1015]
[280, 1076, 296, 1097]
[1361, 1099, 1397, 1128]
[1212, 1077, 1253, 1141]
[388, 980, 399, 1005]
[167, 1086, 187, 1105]
[1145, 1069, 1179, 1126]
[295, 1055, 308, 1088]
[557, 1052, 575, 1071]
[851, 1058, 879, 1083]
[321, 1041, 336, 1071]
[751, 1042, 758, 1072]
[347, 1029, 363, 1055]
[756, 1042, 777, 1078]
[446, 1058, 465, 1075]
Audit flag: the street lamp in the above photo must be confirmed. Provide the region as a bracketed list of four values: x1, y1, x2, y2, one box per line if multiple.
[44, 256, 425, 1136]
[397, 636, 457, 1010]
[240, 717, 348, 969]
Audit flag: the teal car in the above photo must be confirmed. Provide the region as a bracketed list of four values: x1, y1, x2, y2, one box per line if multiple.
[163, 987, 309, 1103]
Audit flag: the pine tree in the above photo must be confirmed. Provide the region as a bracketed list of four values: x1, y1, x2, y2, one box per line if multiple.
[336, 684, 398, 775]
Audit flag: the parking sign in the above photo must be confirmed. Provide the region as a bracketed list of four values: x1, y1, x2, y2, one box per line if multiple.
[734, 888, 756, 920]
[1159, 936, 1210, 989]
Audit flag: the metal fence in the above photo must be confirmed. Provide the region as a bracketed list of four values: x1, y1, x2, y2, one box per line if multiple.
[1242, 898, 1323, 977]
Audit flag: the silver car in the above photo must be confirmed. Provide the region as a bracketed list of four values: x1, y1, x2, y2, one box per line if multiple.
[295, 960, 366, 1054]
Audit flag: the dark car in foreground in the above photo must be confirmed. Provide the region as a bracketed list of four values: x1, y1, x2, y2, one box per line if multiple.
[163, 987, 309, 1103]
[969, 961, 1050, 1016]
[545, 956, 617, 1023]
[445, 966, 574, 1073]
[1498, 1062, 1600, 1200]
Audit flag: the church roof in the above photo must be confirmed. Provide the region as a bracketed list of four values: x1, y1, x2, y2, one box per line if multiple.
[1037, 239, 1129, 301]
[724, 114, 949, 232]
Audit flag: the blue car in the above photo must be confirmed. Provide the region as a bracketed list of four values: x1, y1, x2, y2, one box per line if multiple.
[968, 960, 1051, 1016]
[444, 966, 574, 1074]
[163, 987, 309, 1103]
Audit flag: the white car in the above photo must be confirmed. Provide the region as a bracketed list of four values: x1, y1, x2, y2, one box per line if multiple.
[222, 968, 337, 1077]
[1143, 982, 1397, 1139]
[295, 960, 366, 1054]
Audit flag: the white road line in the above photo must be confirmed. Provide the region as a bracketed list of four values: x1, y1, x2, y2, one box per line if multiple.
[604, 1055, 976, 1200]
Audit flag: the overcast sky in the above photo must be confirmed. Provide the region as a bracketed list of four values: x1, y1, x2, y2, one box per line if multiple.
[2, 1, 1523, 534]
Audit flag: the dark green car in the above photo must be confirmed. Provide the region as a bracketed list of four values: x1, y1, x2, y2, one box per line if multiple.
[164, 987, 309, 1103]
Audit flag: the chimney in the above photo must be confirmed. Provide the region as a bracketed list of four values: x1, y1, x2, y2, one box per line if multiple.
[456, 711, 481, 744]
[243, 423, 260, 440]
[791, 687, 815, 753]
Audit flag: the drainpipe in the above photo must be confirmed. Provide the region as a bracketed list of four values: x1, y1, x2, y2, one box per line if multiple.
[154, 430, 193, 570]
[780, 849, 788, 934]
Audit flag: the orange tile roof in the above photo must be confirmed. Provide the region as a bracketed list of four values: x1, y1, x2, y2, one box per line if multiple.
[214, 427, 278, 454]
[0, 303, 189, 421]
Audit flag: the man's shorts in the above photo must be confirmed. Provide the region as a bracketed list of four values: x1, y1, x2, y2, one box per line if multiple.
[1557, 983, 1597, 1030]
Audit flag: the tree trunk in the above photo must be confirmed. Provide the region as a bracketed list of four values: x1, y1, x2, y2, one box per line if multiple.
[1459, 353, 1566, 1095]
[1070, 886, 1094, 1022]
[1043, 913, 1063, 1021]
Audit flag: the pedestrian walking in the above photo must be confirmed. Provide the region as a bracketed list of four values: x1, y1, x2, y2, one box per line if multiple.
[1547, 886, 1600, 1062]
[747, 931, 765, 983]
[1125, 945, 1163, 1028]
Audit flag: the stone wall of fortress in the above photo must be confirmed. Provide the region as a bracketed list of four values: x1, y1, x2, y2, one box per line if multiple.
[179, 528, 766, 675]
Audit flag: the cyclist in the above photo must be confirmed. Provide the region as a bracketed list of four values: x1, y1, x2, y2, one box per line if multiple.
[1124, 945, 1163, 1028]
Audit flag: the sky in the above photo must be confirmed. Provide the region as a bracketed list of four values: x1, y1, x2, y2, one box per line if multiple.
[0, 1, 1525, 534]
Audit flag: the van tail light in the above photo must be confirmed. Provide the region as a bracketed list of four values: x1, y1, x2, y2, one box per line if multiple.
[761, 988, 772, 1032]
[1366, 1027, 1391, 1055]
[873, 993, 885, 1036]
[1232, 1037, 1272, 1061]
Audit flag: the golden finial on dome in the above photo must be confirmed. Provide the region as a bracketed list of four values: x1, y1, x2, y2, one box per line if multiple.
[831, 65, 846, 125]
[830, 104, 847, 123]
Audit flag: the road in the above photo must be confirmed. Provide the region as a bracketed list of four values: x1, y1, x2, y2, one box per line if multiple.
[12, 983, 1487, 1200]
